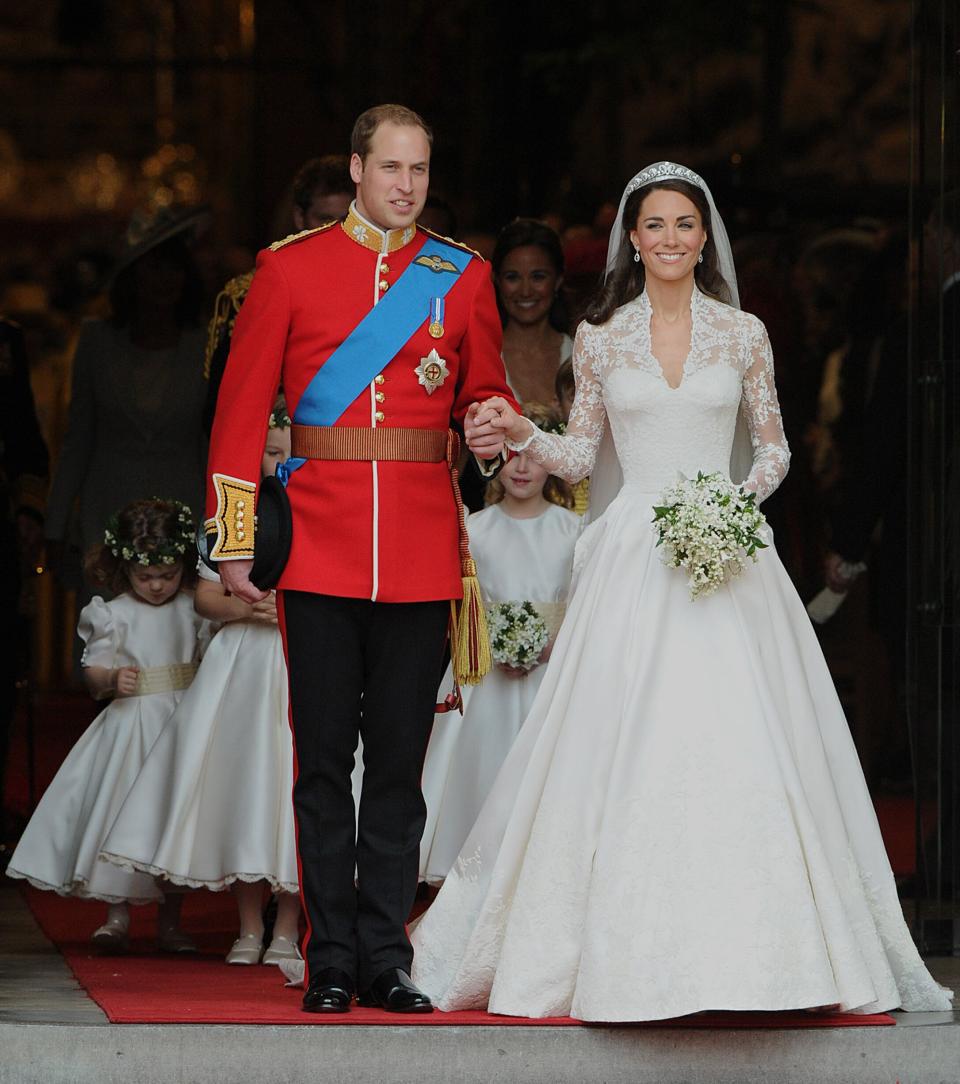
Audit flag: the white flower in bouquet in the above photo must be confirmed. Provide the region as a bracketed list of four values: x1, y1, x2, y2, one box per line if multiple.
[486, 601, 549, 671]
[652, 471, 768, 600]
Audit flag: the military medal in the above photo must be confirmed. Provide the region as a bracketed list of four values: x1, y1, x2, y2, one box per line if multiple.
[428, 297, 445, 339]
[415, 348, 449, 395]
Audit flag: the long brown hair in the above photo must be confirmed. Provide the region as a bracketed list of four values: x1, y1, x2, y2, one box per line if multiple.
[584, 179, 731, 326]
[484, 402, 574, 511]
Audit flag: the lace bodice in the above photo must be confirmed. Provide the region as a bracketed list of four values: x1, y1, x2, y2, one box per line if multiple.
[515, 289, 790, 503]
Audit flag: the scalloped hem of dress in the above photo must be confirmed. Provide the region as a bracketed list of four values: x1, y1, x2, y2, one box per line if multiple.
[98, 852, 299, 895]
[5, 866, 162, 905]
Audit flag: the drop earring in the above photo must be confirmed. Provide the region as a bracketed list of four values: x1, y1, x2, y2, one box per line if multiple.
[633, 250, 641, 263]
[698, 253, 704, 264]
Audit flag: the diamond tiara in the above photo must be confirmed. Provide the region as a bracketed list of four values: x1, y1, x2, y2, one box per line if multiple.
[624, 161, 707, 199]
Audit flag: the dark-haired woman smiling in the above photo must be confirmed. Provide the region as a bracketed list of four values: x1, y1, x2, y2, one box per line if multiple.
[492, 219, 571, 407]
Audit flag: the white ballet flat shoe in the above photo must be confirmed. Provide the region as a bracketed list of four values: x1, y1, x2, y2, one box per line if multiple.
[261, 935, 302, 966]
[225, 933, 264, 965]
[91, 919, 129, 954]
[157, 927, 197, 954]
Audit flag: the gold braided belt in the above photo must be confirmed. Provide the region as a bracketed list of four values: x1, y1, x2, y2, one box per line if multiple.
[290, 425, 448, 463]
[133, 662, 199, 696]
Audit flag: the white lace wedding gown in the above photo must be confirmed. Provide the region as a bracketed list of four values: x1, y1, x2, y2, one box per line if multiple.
[410, 288, 952, 1021]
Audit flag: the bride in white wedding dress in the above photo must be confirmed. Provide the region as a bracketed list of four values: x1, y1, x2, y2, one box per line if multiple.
[409, 162, 953, 1022]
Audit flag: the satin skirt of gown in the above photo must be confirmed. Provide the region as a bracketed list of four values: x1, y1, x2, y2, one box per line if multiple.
[101, 622, 300, 894]
[419, 659, 548, 885]
[101, 620, 364, 894]
[410, 484, 953, 1021]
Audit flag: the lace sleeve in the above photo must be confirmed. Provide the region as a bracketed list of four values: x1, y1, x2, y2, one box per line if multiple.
[741, 318, 790, 503]
[508, 322, 607, 483]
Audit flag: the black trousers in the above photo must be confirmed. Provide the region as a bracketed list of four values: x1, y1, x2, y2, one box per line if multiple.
[280, 591, 449, 989]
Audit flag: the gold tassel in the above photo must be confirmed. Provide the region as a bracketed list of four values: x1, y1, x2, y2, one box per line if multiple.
[452, 558, 491, 685]
[203, 289, 233, 380]
[445, 429, 491, 687]
[203, 271, 254, 380]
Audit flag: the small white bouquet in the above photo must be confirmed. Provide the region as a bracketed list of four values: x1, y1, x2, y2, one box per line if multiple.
[486, 601, 549, 671]
[652, 471, 768, 601]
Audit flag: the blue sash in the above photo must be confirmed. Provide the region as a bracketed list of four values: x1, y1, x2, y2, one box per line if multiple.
[277, 236, 472, 484]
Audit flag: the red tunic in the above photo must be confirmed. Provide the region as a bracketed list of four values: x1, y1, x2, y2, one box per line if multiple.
[206, 208, 516, 603]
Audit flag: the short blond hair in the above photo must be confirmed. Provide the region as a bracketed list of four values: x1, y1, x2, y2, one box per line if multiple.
[351, 104, 433, 162]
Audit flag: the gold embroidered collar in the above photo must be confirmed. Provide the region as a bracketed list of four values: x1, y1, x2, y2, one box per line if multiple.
[341, 202, 417, 255]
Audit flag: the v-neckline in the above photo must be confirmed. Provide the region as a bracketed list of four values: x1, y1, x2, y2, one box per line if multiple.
[643, 289, 697, 391]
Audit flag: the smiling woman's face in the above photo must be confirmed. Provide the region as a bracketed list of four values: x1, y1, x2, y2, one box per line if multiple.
[629, 188, 706, 287]
[495, 245, 561, 328]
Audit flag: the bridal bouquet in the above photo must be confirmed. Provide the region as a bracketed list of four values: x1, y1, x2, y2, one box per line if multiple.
[652, 472, 768, 600]
[486, 601, 549, 671]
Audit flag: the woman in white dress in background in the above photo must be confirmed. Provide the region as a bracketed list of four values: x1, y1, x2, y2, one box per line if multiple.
[493, 218, 573, 408]
[410, 162, 953, 1021]
[419, 403, 580, 885]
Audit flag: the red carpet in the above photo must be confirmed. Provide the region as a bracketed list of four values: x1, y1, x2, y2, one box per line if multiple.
[23, 887, 894, 1028]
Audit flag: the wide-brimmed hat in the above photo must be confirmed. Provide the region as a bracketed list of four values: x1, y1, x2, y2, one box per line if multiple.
[112, 203, 211, 279]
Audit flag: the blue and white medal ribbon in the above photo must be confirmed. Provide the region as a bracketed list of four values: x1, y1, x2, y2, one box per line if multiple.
[428, 297, 445, 339]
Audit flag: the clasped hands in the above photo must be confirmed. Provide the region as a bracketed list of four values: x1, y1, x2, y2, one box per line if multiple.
[464, 396, 530, 459]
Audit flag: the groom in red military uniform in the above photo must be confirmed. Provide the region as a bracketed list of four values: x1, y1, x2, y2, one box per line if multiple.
[206, 104, 513, 1013]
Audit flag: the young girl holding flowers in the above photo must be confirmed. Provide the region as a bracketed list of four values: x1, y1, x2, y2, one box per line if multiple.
[101, 401, 304, 966]
[6, 498, 210, 952]
[418, 404, 580, 885]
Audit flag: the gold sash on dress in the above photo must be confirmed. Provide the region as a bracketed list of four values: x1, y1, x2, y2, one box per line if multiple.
[491, 598, 567, 637]
[132, 662, 198, 696]
[530, 602, 567, 640]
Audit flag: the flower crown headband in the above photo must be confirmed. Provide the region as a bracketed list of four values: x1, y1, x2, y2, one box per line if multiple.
[103, 499, 196, 566]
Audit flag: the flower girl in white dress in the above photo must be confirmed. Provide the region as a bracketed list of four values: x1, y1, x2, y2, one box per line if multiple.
[6, 498, 209, 952]
[410, 163, 953, 1021]
[419, 404, 580, 885]
[101, 404, 304, 965]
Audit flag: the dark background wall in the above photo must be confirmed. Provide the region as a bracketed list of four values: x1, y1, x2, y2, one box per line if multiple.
[0, 1, 944, 248]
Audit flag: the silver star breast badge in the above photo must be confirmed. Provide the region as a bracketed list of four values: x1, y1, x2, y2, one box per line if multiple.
[415, 348, 450, 395]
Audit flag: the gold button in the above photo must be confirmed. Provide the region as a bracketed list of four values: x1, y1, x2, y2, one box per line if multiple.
[236, 499, 245, 511]
[375, 374, 385, 385]
[380, 263, 390, 273]
[375, 391, 385, 403]
[378, 280, 389, 292]
[375, 410, 385, 423]
[237, 530, 246, 541]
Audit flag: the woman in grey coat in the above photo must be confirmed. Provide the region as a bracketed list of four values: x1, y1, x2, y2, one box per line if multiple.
[45, 207, 210, 587]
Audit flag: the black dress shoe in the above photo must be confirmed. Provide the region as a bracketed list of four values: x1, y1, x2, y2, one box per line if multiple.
[358, 968, 434, 1013]
[302, 967, 354, 1014]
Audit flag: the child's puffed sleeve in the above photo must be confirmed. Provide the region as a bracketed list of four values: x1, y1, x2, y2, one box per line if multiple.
[78, 596, 116, 669]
